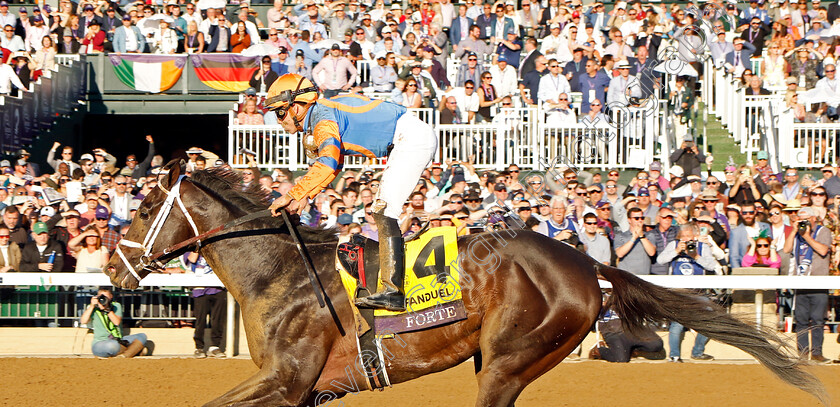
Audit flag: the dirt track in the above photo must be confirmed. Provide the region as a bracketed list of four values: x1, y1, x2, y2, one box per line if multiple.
[2, 358, 838, 406]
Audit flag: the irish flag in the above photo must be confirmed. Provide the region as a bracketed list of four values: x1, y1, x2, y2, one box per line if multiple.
[109, 54, 188, 93]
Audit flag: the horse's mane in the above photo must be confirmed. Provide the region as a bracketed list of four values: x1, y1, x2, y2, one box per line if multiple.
[188, 168, 338, 243]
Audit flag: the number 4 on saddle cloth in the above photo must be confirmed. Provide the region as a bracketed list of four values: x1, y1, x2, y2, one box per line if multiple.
[336, 226, 467, 335]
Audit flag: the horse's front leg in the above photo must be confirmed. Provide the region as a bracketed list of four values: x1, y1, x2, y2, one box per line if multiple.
[203, 337, 331, 407]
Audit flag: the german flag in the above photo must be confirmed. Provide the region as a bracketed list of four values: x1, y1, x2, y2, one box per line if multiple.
[190, 54, 259, 92]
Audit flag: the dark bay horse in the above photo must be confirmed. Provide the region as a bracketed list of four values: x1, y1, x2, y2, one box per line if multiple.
[105, 161, 827, 406]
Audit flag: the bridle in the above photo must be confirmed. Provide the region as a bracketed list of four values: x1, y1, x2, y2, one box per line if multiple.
[114, 173, 271, 286]
[115, 175, 201, 284]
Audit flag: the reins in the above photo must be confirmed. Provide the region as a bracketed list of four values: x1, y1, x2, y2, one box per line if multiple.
[117, 174, 331, 315]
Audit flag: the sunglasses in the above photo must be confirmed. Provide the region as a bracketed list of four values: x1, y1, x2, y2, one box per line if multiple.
[451, 201, 463, 204]
[116, 182, 127, 186]
[812, 192, 827, 196]
[630, 216, 644, 220]
[770, 211, 781, 216]
[598, 207, 611, 211]
[741, 211, 756, 215]
[96, 217, 109, 221]
[757, 244, 770, 248]
[465, 86, 474, 89]
[591, 103, 601, 106]
[585, 222, 598, 225]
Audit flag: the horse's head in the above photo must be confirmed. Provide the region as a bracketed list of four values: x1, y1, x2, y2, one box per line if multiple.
[105, 159, 201, 289]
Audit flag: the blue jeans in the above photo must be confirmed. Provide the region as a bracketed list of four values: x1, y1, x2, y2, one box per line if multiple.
[91, 333, 147, 358]
[668, 321, 709, 358]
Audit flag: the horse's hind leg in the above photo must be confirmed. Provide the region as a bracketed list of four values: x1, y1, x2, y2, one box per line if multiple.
[473, 307, 594, 407]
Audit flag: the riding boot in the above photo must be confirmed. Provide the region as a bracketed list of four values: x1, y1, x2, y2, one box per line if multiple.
[117, 340, 145, 358]
[355, 212, 406, 312]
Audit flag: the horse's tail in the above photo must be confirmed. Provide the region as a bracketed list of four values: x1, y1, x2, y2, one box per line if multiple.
[596, 264, 829, 405]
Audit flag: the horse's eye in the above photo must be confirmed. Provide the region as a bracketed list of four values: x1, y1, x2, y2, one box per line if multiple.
[139, 209, 150, 220]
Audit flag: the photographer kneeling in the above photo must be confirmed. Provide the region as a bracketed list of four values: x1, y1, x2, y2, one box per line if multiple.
[80, 288, 147, 358]
[657, 223, 718, 362]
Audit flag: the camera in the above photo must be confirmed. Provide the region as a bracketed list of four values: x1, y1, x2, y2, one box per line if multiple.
[96, 294, 111, 308]
[798, 220, 809, 235]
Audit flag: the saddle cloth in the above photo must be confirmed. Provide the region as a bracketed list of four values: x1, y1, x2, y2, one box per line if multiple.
[336, 226, 467, 334]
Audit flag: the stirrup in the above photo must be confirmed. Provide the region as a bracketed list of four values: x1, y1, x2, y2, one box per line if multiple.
[355, 290, 406, 312]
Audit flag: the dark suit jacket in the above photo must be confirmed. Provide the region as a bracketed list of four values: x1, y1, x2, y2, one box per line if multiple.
[740, 24, 770, 56]
[519, 49, 542, 80]
[746, 87, 771, 95]
[59, 39, 81, 54]
[635, 34, 661, 58]
[249, 70, 279, 90]
[449, 16, 473, 45]
[724, 41, 757, 71]
[475, 14, 493, 40]
[562, 57, 588, 92]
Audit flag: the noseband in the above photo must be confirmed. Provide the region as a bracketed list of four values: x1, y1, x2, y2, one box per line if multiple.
[115, 175, 201, 283]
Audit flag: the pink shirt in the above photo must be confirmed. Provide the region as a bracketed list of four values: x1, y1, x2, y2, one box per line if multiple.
[741, 253, 781, 269]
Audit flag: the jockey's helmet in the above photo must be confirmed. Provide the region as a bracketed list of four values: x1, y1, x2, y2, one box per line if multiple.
[265, 74, 319, 113]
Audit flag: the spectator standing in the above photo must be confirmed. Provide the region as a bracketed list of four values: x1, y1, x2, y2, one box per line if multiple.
[67, 225, 108, 273]
[312, 43, 358, 99]
[112, 14, 146, 54]
[658, 224, 717, 362]
[456, 51, 485, 87]
[33, 35, 56, 71]
[3, 206, 26, 249]
[614, 207, 656, 275]
[81, 20, 105, 53]
[19, 221, 64, 272]
[185, 251, 226, 359]
[454, 25, 491, 63]
[249, 56, 279, 93]
[783, 207, 832, 362]
[650, 208, 679, 275]
[580, 212, 610, 264]
[1, 23, 23, 51]
[92, 207, 120, 254]
[450, 5, 473, 47]
[538, 58, 571, 104]
[669, 137, 706, 177]
[0, 225, 20, 271]
[521, 55, 547, 105]
[488, 53, 517, 97]
[577, 58, 610, 114]
[729, 203, 772, 269]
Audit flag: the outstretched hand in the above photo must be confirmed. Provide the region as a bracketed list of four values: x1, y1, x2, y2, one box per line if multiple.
[269, 195, 304, 216]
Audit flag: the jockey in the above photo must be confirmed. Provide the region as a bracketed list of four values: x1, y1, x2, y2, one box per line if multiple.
[265, 73, 437, 312]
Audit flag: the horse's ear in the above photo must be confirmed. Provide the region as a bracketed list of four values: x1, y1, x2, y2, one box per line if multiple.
[160, 159, 186, 190]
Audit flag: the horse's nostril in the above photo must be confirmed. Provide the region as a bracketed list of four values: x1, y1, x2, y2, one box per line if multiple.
[106, 266, 116, 275]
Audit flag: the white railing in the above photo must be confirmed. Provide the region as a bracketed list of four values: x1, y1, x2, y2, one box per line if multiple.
[437, 124, 503, 169]
[777, 122, 840, 168]
[355, 59, 372, 86]
[229, 98, 662, 171]
[55, 54, 81, 67]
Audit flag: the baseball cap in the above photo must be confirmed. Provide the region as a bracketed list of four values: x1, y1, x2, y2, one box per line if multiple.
[88, 19, 100, 26]
[650, 161, 662, 172]
[0, 160, 9, 167]
[0, 1, 10, 7]
[95, 207, 110, 219]
[32, 222, 48, 234]
[637, 187, 650, 197]
[15, 158, 26, 167]
[669, 165, 684, 178]
[337, 213, 353, 225]
[80, 153, 94, 161]
[18, 7, 25, 13]
[296, 49, 305, 57]
[186, 147, 205, 154]
[594, 200, 611, 209]
[695, 210, 715, 223]
[330, 43, 341, 50]
[32, 15, 43, 22]
[549, 23, 560, 30]
[757, 150, 769, 160]
[494, 183, 507, 192]
[40, 206, 56, 218]
[497, 53, 507, 62]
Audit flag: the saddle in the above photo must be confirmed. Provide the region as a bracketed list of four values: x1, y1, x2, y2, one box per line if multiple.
[334, 228, 468, 390]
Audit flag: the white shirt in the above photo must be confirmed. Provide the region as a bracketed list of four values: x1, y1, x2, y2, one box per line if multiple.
[488, 64, 518, 97]
[816, 76, 840, 108]
[1, 35, 25, 52]
[537, 73, 571, 104]
[0, 64, 25, 94]
[182, 12, 203, 28]
[546, 107, 577, 126]
[448, 87, 480, 122]
[607, 74, 641, 106]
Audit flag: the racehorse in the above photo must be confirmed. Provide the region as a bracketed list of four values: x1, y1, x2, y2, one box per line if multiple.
[105, 160, 827, 407]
